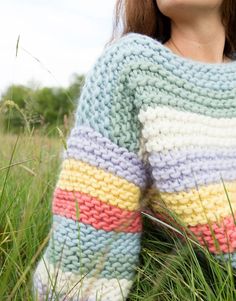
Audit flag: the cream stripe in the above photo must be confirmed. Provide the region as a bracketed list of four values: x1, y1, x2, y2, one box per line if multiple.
[145, 180, 236, 226]
[138, 106, 236, 152]
[57, 158, 141, 211]
[138, 105, 236, 127]
[34, 257, 132, 301]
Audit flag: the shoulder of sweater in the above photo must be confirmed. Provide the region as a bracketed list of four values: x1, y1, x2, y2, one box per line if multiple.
[105, 32, 161, 52]
[91, 32, 161, 72]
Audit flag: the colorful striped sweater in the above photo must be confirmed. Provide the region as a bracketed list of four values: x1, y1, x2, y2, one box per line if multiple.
[33, 32, 236, 300]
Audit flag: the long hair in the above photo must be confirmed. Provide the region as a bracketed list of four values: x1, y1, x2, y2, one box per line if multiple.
[108, 0, 236, 59]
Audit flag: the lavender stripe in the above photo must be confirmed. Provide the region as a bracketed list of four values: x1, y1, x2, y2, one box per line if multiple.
[149, 147, 236, 192]
[63, 125, 149, 190]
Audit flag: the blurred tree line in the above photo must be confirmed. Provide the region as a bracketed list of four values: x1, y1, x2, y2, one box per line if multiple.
[0, 73, 85, 135]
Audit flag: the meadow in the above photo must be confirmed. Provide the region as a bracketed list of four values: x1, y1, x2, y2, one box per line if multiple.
[1, 131, 236, 301]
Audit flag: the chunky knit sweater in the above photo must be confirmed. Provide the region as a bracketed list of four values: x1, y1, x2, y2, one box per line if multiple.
[33, 32, 236, 300]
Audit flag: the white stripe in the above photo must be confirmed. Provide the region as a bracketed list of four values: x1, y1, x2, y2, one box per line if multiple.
[33, 257, 132, 301]
[138, 106, 236, 152]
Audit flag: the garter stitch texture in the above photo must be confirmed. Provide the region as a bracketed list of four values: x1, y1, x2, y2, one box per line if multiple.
[33, 32, 236, 300]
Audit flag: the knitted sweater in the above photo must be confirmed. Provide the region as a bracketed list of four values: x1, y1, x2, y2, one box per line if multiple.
[33, 32, 236, 301]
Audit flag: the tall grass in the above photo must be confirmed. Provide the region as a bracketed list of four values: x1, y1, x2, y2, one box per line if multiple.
[0, 132, 61, 300]
[0, 130, 236, 300]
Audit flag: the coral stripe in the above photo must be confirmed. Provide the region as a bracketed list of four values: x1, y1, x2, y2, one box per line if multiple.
[189, 215, 236, 254]
[152, 210, 236, 254]
[52, 188, 142, 233]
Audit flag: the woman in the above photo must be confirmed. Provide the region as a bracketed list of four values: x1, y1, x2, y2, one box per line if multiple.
[33, 0, 236, 300]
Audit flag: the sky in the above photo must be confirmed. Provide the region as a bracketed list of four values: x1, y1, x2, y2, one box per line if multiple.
[0, 0, 116, 96]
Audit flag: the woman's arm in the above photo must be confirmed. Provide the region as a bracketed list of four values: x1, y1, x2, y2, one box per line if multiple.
[32, 37, 150, 301]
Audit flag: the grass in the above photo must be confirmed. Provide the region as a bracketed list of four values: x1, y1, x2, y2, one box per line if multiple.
[0, 132, 61, 300]
[0, 131, 236, 301]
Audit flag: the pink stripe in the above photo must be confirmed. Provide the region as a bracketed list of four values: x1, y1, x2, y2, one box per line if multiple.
[52, 188, 142, 233]
[153, 211, 236, 254]
[189, 215, 236, 253]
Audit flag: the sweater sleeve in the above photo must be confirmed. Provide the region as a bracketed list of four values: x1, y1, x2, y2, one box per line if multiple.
[32, 38, 150, 301]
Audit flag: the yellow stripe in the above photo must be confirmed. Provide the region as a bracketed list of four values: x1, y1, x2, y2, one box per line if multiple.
[146, 180, 236, 226]
[56, 158, 141, 211]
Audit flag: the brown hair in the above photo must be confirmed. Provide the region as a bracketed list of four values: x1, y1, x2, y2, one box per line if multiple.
[108, 0, 236, 59]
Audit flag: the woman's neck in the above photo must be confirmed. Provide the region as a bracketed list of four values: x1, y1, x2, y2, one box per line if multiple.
[164, 14, 230, 64]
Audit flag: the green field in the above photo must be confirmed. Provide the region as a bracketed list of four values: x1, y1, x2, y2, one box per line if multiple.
[1, 132, 236, 301]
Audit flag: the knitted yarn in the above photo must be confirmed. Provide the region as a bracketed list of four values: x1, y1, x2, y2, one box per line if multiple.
[33, 32, 236, 300]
